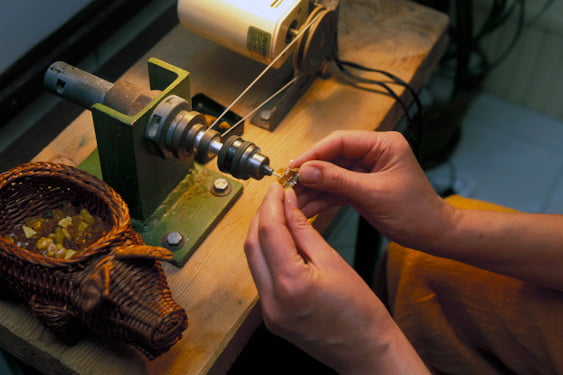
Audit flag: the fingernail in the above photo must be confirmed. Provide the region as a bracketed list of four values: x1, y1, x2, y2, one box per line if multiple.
[284, 188, 298, 208]
[299, 165, 321, 183]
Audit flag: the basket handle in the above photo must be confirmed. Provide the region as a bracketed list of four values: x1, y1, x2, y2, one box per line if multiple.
[111, 244, 174, 261]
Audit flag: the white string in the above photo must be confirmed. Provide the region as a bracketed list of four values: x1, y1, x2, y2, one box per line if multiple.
[209, 13, 320, 130]
[222, 75, 301, 137]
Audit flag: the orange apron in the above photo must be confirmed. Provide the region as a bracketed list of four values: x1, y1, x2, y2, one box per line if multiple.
[385, 196, 563, 374]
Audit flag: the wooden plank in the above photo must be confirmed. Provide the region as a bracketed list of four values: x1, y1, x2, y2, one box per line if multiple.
[1, 1, 448, 374]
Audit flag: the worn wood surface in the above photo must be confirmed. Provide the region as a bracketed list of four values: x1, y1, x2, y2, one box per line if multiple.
[0, 1, 448, 374]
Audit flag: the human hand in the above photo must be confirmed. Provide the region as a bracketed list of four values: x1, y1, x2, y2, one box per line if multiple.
[289, 130, 456, 251]
[244, 183, 428, 374]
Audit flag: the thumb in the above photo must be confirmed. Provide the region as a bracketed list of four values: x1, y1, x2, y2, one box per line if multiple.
[298, 161, 375, 204]
[284, 188, 330, 261]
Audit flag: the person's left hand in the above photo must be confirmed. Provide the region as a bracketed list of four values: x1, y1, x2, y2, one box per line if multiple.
[244, 183, 425, 374]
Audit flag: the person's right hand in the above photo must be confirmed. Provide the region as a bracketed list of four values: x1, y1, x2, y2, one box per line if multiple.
[289, 130, 456, 251]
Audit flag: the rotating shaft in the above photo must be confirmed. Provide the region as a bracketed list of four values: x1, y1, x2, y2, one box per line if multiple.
[44, 61, 275, 181]
[145, 94, 275, 180]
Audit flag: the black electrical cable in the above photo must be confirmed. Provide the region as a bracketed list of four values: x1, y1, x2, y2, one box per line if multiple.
[335, 61, 412, 121]
[452, 0, 553, 77]
[475, 0, 505, 42]
[333, 57, 425, 162]
[476, 0, 506, 40]
[335, 59, 424, 120]
[441, 0, 523, 77]
[479, 0, 520, 38]
[487, 0, 525, 70]
[526, 0, 555, 27]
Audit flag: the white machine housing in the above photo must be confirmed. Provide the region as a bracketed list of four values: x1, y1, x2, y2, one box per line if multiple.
[178, 0, 311, 68]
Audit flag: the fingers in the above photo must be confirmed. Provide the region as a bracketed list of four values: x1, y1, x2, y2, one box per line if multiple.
[297, 160, 377, 207]
[245, 184, 295, 295]
[284, 188, 331, 263]
[287, 131, 410, 213]
[288, 130, 390, 169]
[244, 213, 274, 296]
[294, 187, 344, 218]
[249, 184, 308, 281]
[245, 184, 333, 291]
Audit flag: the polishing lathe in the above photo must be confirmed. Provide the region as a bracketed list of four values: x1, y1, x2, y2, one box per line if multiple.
[44, 61, 274, 182]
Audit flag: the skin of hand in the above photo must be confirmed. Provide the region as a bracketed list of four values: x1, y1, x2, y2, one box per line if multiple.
[289, 130, 456, 251]
[244, 183, 430, 374]
[290, 130, 563, 290]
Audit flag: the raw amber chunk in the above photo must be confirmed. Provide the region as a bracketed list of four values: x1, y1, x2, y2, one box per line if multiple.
[5, 201, 108, 259]
[277, 168, 300, 189]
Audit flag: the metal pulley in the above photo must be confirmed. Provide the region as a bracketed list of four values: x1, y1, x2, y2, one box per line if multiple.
[293, 6, 338, 75]
[177, 0, 339, 130]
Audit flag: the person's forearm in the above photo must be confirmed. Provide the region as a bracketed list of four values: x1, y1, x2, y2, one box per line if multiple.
[341, 324, 431, 375]
[427, 208, 563, 290]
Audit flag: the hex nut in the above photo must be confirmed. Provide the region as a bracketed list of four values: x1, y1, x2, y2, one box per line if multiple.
[213, 178, 229, 192]
[164, 231, 185, 249]
[259, 109, 272, 122]
[211, 178, 231, 196]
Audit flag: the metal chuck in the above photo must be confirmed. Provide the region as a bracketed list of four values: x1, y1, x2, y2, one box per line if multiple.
[146, 95, 274, 180]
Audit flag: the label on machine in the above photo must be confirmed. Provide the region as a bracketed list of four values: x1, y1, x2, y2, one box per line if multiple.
[247, 26, 272, 60]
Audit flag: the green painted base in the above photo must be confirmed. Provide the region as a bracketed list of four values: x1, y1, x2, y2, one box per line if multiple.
[80, 150, 242, 266]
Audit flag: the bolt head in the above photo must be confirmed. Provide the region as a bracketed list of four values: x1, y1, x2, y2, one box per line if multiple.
[165, 231, 184, 247]
[259, 109, 272, 122]
[213, 178, 230, 193]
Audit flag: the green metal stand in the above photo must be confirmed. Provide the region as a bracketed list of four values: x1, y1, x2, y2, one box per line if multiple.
[80, 150, 242, 266]
[78, 58, 243, 266]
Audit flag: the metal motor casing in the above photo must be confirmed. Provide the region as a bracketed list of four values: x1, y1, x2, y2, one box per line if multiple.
[178, 0, 310, 68]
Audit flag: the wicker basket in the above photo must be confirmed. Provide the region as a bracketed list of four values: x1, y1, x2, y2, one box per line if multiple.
[0, 162, 187, 359]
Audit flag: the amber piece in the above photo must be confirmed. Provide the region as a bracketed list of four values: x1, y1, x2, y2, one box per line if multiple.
[204, 114, 231, 130]
[10, 201, 108, 259]
[277, 168, 300, 189]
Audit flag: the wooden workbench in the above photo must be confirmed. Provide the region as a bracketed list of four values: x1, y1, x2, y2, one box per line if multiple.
[0, 1, 448, 374]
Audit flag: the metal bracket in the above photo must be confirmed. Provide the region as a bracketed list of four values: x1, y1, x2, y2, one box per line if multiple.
[78, 59, 243, 265]
[89, 58, 194, 220]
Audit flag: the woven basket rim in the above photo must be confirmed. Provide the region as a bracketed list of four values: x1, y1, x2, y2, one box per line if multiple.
[0, 161, 132, 268]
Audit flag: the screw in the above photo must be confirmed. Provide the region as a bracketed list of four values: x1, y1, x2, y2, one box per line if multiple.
[212, 178, 230, 194]
[259, 109, 272, 122]
[164, 231, 184, 249]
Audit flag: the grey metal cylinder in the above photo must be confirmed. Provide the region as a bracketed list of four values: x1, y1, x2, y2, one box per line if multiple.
[217, 136, 273, 180]
[44, 61, 113, 108]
